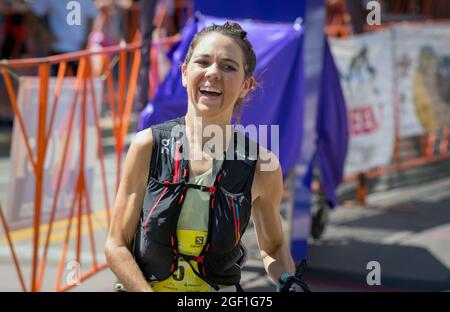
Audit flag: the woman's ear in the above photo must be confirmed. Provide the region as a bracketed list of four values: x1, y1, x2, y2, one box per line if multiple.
[240, 76, 255, 99]
[181, 63, 187, 87]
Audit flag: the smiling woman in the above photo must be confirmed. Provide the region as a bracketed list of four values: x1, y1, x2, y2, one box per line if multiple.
[105, 22, 308, 293]
[181, 23, 256, 120]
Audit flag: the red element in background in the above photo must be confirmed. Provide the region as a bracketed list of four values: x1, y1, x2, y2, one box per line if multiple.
[349, 106, 380, 136]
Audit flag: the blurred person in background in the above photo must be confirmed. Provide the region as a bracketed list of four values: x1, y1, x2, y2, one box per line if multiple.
[0, 0, 28, 59]
[88, 0, 132, 75]
[28, 0, 98, 75]
[136, 0, 157, 110]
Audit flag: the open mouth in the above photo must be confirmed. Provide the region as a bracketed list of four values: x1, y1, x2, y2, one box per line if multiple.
[199, 86, 223, 98]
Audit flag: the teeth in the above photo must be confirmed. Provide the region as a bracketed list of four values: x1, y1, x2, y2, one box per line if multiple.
[199, 86, 222, 94]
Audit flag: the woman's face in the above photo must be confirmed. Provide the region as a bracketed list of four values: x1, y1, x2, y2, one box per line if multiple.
[182, 33, 254, 119]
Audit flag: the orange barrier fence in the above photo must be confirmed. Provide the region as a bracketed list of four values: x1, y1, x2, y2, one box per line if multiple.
[325, 20, 450, 205]
[0, 33, 181, 292]
[346, 127, 450, 182]
[347, 127, 450, 205]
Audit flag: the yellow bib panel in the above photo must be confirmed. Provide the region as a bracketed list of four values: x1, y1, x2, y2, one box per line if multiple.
[151, 229, 209, 292]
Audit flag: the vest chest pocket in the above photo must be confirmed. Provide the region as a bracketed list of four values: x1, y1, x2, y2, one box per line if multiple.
[141, 177, 185, 244]
[211, 186, 252, 253]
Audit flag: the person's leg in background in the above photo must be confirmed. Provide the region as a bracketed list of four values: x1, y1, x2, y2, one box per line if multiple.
[137, 0, 157, 111]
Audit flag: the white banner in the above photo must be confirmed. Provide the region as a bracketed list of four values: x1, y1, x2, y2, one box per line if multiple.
[7, 76, 102, 229]
[394, 24, 450, 137]
[330, 30, 395, 176]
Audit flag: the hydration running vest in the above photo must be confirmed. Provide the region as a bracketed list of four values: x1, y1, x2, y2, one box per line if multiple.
[133, 117, 259, 290]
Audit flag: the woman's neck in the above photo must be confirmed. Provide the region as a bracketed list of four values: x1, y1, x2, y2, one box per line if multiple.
[184, 109, 233, 160]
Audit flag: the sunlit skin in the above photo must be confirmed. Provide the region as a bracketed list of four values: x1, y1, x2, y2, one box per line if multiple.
[182, 33, 255, 125]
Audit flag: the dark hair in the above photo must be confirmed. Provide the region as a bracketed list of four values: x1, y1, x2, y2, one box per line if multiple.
[184, 22, 256, 78]
[183, 22, 257, 116]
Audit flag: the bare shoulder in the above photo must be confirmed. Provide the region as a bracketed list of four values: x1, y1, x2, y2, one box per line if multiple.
[127, 128, 153, 159]
[253, 146, 282, 199]
[122, 128, 154, 180]
[132, 128, 153, 150]
[255, 145, 282, 179]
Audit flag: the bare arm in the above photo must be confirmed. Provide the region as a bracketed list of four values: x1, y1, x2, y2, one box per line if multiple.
[251, 148, 295, 285]
[104, 128, 154, 292]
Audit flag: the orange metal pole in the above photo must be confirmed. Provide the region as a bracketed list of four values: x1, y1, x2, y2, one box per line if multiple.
[37, 69, 81, 290]
[55, 187, 79, 291]
[0, 203, 28, 292]
[118, 50, 126, 135]
[117, 52, 126, 137]
[103, 57, 120, 139]
[440, 126, 449, 155]
[152, 43, 160, 86]
[356, 173, 367, 206]
[79, 62, 98, 267]
[115, 51, 127, 192]
[55, 58, 87, 291]
[0, 35, 171, 70]
[103, 60, 122, 194]
[0, 41, 141, 68]
[102, 55, 120, 145]
[76, 178, 83, 265]
[88, 75, 111, 225]
[427, 131, 436, 159]
[120, 47, 141, 142]
[1, 68, 37, 172]
[45, 61, 67, 147]
[1, 35, 181, 69]
[82, 184, 98, 267]
[76, 64, 88, 265]
[344, 151, 450, 183]
[31, 63, 50, 292]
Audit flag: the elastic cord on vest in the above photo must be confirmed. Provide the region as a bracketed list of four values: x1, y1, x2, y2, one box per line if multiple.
[179, 254, 220, 291]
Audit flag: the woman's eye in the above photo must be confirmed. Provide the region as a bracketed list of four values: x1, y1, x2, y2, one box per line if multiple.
[195, 60, 209, 67]
[223, 64, 236, 71]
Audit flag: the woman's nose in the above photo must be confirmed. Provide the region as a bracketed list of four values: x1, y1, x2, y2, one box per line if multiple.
[205, 64, 220, 80]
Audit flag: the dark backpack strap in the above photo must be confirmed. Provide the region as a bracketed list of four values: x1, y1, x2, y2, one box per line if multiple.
[148, 117, 187, 183]
[178, 253, 221, 291]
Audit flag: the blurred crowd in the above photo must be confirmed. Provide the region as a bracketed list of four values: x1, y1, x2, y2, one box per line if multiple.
[0, 0, 192, 124]
[326, 0, 450, 37]
[0, 0, 189, 61]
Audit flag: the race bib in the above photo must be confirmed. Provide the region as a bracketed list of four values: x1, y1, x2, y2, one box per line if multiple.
[151, 229, 209, 292]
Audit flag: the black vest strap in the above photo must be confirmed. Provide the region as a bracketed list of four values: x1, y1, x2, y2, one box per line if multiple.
[186, 183, 216, 193]
[178, 253, 220, 291]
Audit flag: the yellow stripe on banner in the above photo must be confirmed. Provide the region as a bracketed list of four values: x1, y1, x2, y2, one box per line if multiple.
[0, 210, 109, 245]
